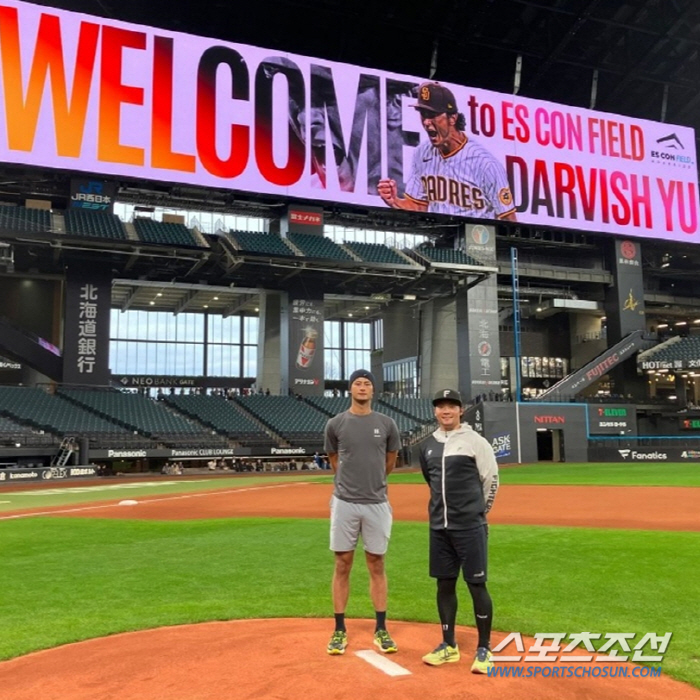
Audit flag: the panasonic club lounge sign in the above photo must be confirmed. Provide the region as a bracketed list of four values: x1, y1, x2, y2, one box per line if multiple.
[0, 0, 697, 242]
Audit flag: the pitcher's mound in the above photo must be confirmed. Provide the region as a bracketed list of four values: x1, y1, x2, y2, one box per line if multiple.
[0, 619, 695, 700]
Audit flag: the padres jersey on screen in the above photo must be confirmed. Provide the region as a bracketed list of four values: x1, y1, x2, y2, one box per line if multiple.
[404, 138, 515, 219]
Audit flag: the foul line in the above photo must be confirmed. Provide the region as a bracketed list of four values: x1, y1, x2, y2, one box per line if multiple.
[354, 650, 412, 677]
[0, 482, 310, 521]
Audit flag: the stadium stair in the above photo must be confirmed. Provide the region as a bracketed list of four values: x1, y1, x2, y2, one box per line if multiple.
[164, 395, 273, 447]
[227, 398, 288, 445]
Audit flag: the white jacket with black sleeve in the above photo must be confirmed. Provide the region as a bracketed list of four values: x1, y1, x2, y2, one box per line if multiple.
[419, 423, 499, 530]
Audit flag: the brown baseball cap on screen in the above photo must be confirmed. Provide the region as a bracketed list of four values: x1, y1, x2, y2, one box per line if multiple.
[414, 82, 458, 114]
[433, 389, 462, 406]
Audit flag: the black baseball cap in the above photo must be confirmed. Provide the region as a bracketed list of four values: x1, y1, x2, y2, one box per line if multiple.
[414, 82, 458, 115]
[349, 369, 375, 387]
[433, 389, 462, 406]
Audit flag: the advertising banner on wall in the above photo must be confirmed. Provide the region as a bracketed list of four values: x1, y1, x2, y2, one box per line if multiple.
[587, 403, 637, 435]
[607, 239, 646, 339]
[69, 178, 118, 213]
[63, 269, 112, 386]
[588, 446, 700, 462]
[0, 0, 697, 241]
[0, 466, 97, 482]
[0, 354, 22, 383]
[457, 224, 502, 396]
[282, 290, 324, 397]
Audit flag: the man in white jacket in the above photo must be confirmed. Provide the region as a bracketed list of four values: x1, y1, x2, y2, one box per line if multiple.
[419, 389, 499, 673]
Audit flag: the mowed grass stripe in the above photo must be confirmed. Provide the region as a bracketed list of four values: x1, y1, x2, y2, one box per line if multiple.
[0, 474, 324, 513]
[1, 517, 698, 688]
[387, 462, 700, 487]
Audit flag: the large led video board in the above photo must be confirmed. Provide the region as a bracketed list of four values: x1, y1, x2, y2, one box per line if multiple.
[0, 0, 697, 240]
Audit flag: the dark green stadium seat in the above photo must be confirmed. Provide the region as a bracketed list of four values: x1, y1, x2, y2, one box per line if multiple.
[61, 389, 220, 447]
[133, 218, 199, 247]
[228, 230, 295, 256]
[0, 205, 51, 233]
[344, 241, 406, 265]
[64, 209, 127, 240]
[164, 395, 270, 446]
[287, 233, 354, 261]
[235, 395, 328, 444]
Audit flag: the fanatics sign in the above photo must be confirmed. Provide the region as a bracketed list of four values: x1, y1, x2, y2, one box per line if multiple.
[0, 1, 697, 240]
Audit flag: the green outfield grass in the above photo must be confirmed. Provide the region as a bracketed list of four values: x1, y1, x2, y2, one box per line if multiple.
[1, 517, 699, 688]
[390, 462, 700, 487]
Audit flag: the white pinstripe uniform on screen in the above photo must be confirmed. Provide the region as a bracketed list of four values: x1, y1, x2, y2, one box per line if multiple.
[404, 138, 516, 219]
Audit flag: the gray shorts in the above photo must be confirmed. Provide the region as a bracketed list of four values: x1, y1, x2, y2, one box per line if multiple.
[329, 496, 393, 555]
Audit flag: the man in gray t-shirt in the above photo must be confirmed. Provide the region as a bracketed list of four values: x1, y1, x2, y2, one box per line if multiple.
[323, 369, 401, 657]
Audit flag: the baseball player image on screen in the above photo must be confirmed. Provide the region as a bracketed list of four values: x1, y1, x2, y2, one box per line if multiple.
[378, 81, 517, 221]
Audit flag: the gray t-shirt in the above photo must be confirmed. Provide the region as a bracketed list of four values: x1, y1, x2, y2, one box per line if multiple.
[324, 410, 401, 504]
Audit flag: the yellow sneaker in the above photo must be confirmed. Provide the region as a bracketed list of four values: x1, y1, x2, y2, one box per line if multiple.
[373, 629, 398, 653]
[471, 647, 494, 674]
[327, 630, 348, 655]
[422, 642, 460, 666]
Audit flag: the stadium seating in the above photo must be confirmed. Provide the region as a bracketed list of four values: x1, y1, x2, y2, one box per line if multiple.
[368, 403, 418, 434]
[0, 386, 141, 448]
[164, 394, 272, 446]
[306, 395, 429, 435]
[414, 244, 484, 267]
[0, 413, 57, 447]
[287, 233, 354, 261]
[133, 218, 199, 247]
[63, 209, 127, 240]
[0, 205, 51, 233]
[343, 241, 407, 265]
[228, 230, 295, 256]
[236, 395, 327, 445]
[61, 389, 221, 447]
[641, 336, 700, 365]
[305, 396, 350, 417]
[378, 397, 435, 424]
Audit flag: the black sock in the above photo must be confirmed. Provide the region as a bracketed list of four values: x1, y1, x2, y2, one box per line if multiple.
[437, 578, 458, 647]
[375, 610, 386, 631]
[334, 613, 346, 632]
[467, 581, 492, 649]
